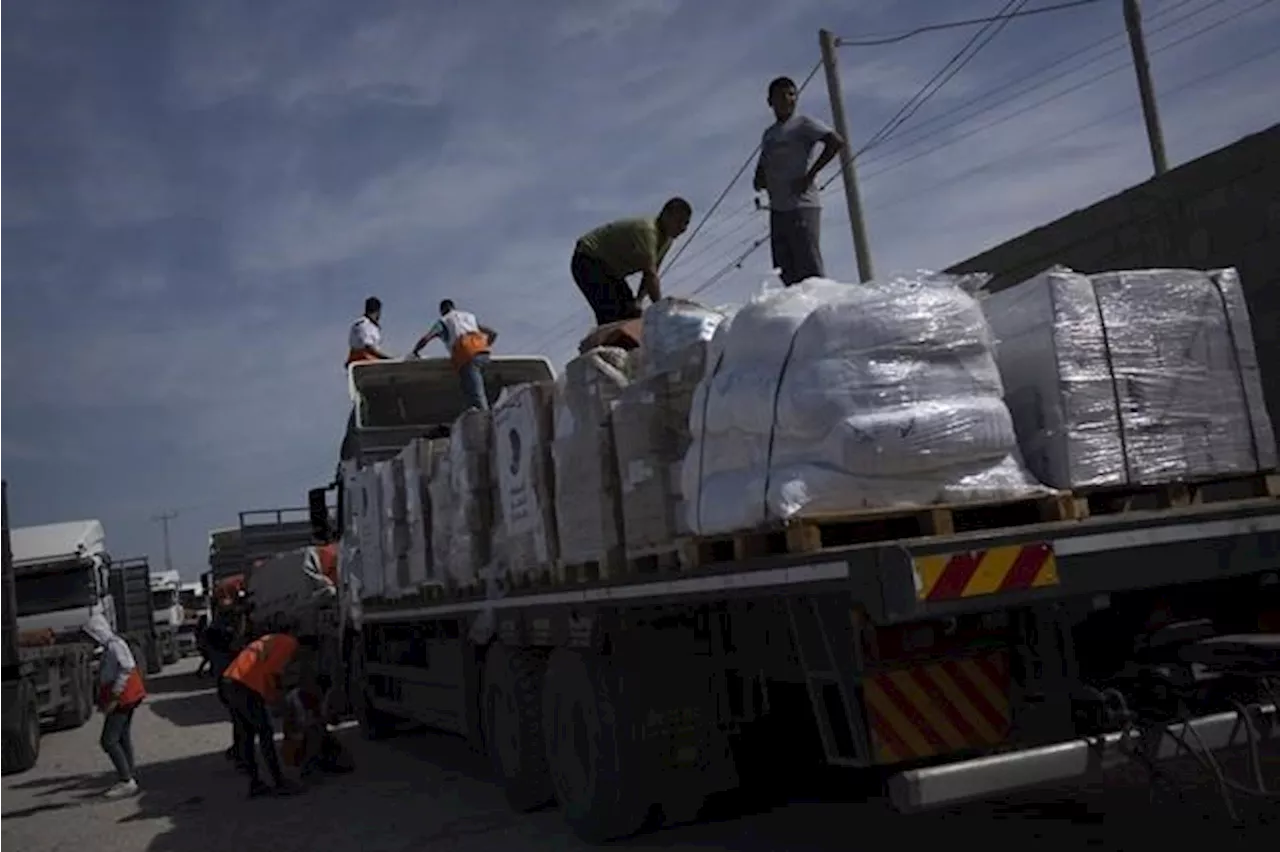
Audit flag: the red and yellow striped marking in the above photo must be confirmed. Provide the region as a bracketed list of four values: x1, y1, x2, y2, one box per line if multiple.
[863, 651, 1011, 764]
[913, 543, 1058, 602]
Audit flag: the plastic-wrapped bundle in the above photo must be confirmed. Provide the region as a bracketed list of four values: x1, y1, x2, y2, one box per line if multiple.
[492, 382, 558, 578]
[982, 266, 1276, 488]
[427, 410, 492, 585]
[683, 273, 1044, 536]
[552, 348, 633, 565]
[639, 297, 728, 379]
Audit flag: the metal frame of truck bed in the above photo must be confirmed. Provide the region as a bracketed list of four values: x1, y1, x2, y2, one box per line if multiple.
[355, 497, 1279, 815]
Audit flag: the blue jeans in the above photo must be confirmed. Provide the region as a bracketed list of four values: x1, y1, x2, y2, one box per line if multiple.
[460, 353, 490, 411]
[101, 705, 137, 782]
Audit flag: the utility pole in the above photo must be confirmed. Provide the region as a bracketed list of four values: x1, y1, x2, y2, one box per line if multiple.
[152, 510, 178, 575]
[1122, 0, 1168, 175]
[819, 28, 875, 283]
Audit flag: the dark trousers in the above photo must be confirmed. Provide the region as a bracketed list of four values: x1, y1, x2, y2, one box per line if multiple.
[100, 705, 137, 782]
[223, 679, 285, 788]
[571, 251, 643, 326]
[769, 207, 824, 286]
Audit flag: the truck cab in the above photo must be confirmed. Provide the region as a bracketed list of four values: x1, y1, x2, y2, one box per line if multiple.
[149, 570, 184, 665]
[177, 581, 209, 656]
[10, 520, 113, 638]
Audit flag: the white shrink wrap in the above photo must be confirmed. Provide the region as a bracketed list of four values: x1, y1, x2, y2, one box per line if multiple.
[552, 348, 632, 566]
[639, 297, 728, 379]
[982, 266, 1277, 489]
[359, 464, 387, 599]
[683, 274, 1043, 536]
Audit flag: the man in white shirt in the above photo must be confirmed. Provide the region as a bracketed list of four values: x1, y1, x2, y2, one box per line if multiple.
[347, 297, 392, 366]
[410, 299, 499, 411]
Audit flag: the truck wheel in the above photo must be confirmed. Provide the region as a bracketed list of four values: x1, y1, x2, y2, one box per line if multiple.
[145, 638, 163, 675]
[542, 649, 653, 843]
[351, 635, 397, 740]
[163, 637, 180, 666]
[482, 644, 553, 812]
[2, 680, 41, 775]
[53, 651, 93, 730]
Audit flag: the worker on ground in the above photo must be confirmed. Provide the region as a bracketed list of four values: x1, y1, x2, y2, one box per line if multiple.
[409, 299, 499, 412]
[221, 631, 314, 796]
[752, 76, 845, 286]
[347, 296, 393, 367]
[570, 197, 693, 326]
[83, 613, 147, 799]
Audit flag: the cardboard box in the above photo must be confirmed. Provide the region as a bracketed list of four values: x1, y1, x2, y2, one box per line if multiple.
[493, 382, 558, 575]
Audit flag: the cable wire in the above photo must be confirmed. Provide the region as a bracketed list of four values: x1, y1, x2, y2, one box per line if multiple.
[835, 0, 1107, 47]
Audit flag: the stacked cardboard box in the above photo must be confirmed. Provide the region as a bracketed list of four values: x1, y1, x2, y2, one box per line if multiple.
[356, 463, 386, 599]
[379, 457, 411, 597]
[397, 438, 444, 591]
[493, 382, 559, 580]
[552, 349, 632, 570]
[983, 266, 1277, 489]
[612, 361, 701, 554]
[428, 409, 493, 586]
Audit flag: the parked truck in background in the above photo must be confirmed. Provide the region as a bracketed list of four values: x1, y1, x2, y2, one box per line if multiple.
[149, 570, 183, 666]
[303, 343, 1279, 843]
[108, 556, 165, 675]
[178, 580, 209, 657]
[5, 508, 107, 738]
[2, 481, 41, 775]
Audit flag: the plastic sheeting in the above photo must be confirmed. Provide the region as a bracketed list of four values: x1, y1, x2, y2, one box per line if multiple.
[683, 273, 1043, 536]
[982, 266, 1277, 489]
[639, 297, 728, 379]
[553, 348, 633, 565]
[492, 382, 558, 577]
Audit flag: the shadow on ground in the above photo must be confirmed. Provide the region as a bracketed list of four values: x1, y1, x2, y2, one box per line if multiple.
[146, 693, 231, 727]
[143, 669, 217, 697]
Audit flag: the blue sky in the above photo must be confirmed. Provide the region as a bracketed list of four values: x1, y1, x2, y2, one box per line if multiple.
[4, 0, 1278, 578]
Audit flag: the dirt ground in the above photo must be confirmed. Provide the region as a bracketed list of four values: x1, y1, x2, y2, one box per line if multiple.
[3, 658, 1276, 851]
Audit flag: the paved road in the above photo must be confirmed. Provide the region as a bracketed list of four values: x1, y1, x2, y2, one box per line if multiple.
[4, 658, 1276, 851]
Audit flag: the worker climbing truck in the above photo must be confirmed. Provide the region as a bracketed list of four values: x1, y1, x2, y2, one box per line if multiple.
[315, 307, 1279, 841]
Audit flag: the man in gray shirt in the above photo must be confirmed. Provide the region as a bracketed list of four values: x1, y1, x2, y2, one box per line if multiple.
[753, 76, 845, 285]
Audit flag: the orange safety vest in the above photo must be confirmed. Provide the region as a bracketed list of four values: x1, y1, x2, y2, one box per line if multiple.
[315, 543, 339, 586]
[100, 667, 147, 711]
[451, 331, 490, 371]
[346, 348, 381, 367]
[223, 633, 299, 702]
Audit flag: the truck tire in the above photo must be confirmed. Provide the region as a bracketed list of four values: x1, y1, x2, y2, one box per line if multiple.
[482, 644, 553, 812]
[542, 649, 653, 843]
[2, 680, 41, 775]
[351, 635, 397, 740]
[162, 635, 180, 666]
[144, 637, 163, 675]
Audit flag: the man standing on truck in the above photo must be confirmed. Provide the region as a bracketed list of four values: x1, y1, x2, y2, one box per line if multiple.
[83, 614, 147, 799]
[221, 631, 312, 797]
[408, 299, 499, 412]
[347, 297, 393, 367]
[570, 197, 693, 326]
[752, 76, 844, 286]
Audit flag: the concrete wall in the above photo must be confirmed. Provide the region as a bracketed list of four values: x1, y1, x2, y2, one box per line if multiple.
[947, 123, 1280, 439]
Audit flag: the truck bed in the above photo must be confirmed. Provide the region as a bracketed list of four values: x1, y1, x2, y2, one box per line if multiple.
[360, 494, 1280, 623]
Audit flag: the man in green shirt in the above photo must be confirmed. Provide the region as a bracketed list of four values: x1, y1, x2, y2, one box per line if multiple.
[571, 197, 692, 326]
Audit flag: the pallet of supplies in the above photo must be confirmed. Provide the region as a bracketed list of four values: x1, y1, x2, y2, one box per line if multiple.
[428, 409, 493, 587]
[682, 273, 1045, 537]
[493, 382, 559, 581]
[982, 266, 1277, 489]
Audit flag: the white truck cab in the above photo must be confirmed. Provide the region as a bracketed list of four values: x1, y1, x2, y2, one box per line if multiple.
[10, 520, 113, 637]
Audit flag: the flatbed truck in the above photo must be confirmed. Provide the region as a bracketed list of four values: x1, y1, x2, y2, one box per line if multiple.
[109, 556, 166, 675]
[311, 356, 1279, 842]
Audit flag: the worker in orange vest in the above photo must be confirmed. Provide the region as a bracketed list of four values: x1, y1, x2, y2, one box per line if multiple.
[83, 613, 147, 799]
[408, 299, 499, 411]
[221, 631, 315, 796]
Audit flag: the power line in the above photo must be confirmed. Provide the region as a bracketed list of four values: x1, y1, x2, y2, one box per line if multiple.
[823, 0, 1275, 192]
[835, 0, 1107, 47]
[864, 0, 1031, 156]
[690, 9, 1275, 301]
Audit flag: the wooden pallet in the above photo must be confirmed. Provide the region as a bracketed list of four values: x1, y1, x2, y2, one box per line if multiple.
[1072, 471, 1279, 517]
[681, 492, 1081, 570]
[623, 544, 685, 575]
